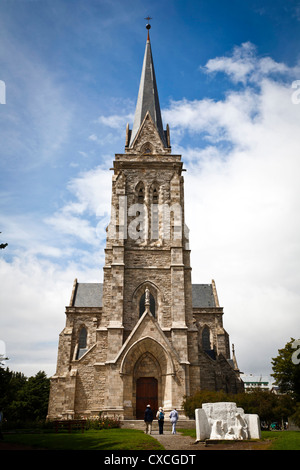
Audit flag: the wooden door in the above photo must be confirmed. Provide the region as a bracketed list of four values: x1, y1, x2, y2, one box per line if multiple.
[136, 377, 158, 419]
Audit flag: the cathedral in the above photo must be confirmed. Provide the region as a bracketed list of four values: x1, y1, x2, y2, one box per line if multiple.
[47, 26, 244, 421]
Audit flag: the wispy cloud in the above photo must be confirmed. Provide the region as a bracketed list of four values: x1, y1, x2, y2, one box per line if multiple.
[0, 31, 73, 171]
[203, 42, 299, 85]
[45, 166, 112, 247]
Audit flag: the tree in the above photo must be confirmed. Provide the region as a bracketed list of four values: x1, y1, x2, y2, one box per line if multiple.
[0, 367, 50, 423]
[291, 403, 300, 428]
[20, 371, 50, 421]
[271, 338, 300, 401]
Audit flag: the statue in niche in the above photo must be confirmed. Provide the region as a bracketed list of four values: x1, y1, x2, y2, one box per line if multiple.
[145, 287, 150, 306]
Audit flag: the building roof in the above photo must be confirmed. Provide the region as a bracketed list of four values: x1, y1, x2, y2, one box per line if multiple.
[192, 284, 216, 308]
[73, 283, 103, 307]
[129, 29, 167, 147]
[72, 282, 216, 308]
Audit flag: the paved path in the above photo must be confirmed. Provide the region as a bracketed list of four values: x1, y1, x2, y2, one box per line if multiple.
[149, 431, 200, 451]
[151, 431, 271, 451]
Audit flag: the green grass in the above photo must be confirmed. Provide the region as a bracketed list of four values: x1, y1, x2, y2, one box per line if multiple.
[2, 429, 164, 451]
[178, 428, 300, 450]
[260, 431, 300, 450]
[3, 428, 300, 450]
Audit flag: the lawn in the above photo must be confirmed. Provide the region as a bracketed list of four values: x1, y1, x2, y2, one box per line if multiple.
[178, 428, 300, 450]
[260, 431, 300, 450]
[1, 428, 164, 451]
[2, 428, 300, 451]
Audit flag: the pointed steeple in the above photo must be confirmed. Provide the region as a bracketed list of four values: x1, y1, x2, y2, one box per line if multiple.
[129, 25, 167, 148]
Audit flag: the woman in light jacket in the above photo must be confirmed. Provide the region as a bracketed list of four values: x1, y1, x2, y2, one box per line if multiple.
[169, 408, 178, 434]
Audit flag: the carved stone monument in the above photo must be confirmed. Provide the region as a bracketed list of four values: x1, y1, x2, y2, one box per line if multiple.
[195, 402, 261, 441]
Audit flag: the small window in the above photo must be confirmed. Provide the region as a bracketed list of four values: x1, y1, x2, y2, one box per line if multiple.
[151, 184, 159, 239]
[141, 142, 153, 154]
[152, 187, 158, 203]
[138, 187, 144, 203]
[135, 182, 145, 204]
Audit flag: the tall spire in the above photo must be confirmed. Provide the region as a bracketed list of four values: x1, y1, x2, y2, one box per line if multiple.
[129, 23, 167, 147]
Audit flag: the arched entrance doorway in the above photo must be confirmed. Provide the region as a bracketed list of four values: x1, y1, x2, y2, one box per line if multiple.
[136, 377, 158, 419]
[120, 337, 175, 419]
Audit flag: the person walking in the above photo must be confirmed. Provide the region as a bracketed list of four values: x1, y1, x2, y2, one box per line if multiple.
[144, 404, 153, 434]
[156, 407, 164, 434]
[169, 408, 179, 434]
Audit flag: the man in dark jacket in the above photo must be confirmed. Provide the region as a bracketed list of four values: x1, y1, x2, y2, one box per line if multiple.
[144, 404, 153, 434]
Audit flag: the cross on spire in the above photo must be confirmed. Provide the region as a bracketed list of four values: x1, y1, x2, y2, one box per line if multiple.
[144, 16, 152, 40]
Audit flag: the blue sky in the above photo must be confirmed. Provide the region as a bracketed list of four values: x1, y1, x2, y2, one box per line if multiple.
[1, 0, 300, 379]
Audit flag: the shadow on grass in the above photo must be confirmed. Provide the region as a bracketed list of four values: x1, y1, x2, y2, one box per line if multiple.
[1, 429, 164, 451]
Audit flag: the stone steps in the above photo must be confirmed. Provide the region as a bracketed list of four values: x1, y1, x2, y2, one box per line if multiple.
[121, 419, 195, 431]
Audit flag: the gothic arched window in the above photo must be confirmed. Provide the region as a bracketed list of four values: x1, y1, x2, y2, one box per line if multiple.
[202, 326, 210, 351]
[139, 292, 155, 318]
[135, 182, 145, 204]
[150, 183, 159, 240]
[76, 327, 88, 359]
[138, 187, 144, 203]
[152, 186, 159, 203]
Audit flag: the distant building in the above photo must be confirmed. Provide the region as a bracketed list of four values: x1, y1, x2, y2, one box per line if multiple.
[241, 374, 277, 392]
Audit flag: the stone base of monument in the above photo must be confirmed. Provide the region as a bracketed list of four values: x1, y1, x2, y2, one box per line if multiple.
[195, 402, 261, 442]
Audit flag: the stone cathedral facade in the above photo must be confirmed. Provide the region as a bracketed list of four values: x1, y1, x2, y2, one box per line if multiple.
[48, 28, 244, 421]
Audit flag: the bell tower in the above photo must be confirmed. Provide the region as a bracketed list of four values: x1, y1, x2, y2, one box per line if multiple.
[100, 24, 197, 414]
[103, 22, 195, 359]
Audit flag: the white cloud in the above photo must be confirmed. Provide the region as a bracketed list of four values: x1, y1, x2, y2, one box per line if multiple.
[165, 45, 300, 376]
[45, 166, 112, 247]
[204, 42, 257, 84]
[97, 113, 133, 129]
[203, 42, 298, 85]
[0, 166, 112, 376]
[0, 252, 101, 377]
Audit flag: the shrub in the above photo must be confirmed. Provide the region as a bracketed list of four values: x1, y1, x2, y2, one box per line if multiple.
[83, 414, 121, 430]
[182, 389, 297, 427]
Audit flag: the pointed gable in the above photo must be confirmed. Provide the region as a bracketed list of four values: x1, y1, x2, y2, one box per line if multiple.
[129, 111, 167, 153]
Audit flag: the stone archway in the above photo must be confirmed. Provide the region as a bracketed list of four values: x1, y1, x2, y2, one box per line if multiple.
[134, 351, 161, 419]
[120, 336, 175, 419]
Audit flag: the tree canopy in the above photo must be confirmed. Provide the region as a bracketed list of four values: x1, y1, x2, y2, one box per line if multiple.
[0, 367, 50, 424]
[271, 338, 300, 402]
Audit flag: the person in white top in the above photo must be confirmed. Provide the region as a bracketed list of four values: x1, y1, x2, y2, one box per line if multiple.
[169, 408, 179, 434]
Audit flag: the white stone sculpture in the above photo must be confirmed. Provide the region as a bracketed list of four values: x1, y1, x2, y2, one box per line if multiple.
[195, 402, 261, 442]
